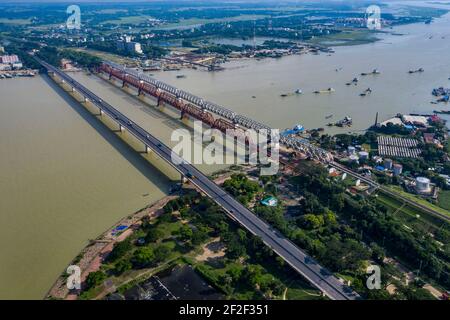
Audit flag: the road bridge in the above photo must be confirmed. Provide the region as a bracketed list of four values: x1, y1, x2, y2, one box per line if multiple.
[34, 55, 360, 300]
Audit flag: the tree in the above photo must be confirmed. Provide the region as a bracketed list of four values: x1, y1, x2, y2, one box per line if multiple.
[145, 228, 164, 243]
[84, 271, 106, 290]
[191, 227, 209, 245]
[132, 247, 155, 267]
[107, 239, 132, 262]
[114, 259, 132, 275]
[177, 225, 194, 242]
[226, 237, 247, 260]
[299, 214, 324, 230]
[154, 245, 171, 262]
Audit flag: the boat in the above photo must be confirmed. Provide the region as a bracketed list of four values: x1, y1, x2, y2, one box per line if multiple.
[335, 116, 353, 127]
[408, 68, 424, 74]
[325, 114, 333, 119]
[281, 124, 305, 136]
[433, 110, 450, 114]
[361, 69, 380, 76]
[314, 87, 335, 94]
[360, 88, 372, 96]
[295, 88, 303, 94]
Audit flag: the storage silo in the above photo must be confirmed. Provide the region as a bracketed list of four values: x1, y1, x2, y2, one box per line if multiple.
[415, 177, 431, 193]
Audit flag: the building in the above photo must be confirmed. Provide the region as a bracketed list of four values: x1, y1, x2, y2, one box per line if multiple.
[116, 39, 143, 54]
[359, 151, 369, 160]
[347, 146, 356, 155]
[393, 163, 403, 176]
[0, 55, 19, 64]
[12, 62, 23, 69]
[126, 41, 143, 54]
[401, 115, 429, 127]
[384, 158, 393, 170]
[0, 63, 11, 71]
[415, 177, 431, 193]
[261, 196, 278, 207]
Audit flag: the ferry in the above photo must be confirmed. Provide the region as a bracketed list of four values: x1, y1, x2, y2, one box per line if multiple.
[335, 116, 353, 127]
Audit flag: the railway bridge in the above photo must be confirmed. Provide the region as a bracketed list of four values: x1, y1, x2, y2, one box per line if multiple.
[99, 61, 333, 163]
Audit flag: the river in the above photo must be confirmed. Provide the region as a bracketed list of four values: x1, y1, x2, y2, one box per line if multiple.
[153, 7, 450, 134]
[0, 75, 175, 299]
[1, 1, 450, 300]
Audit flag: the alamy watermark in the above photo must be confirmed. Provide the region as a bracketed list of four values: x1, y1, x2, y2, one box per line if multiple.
[366, 5, 382, 30]
[66, 265, 81, 290]
[366, 264, 381, 290]
[66, 5, 81, 30]
[170, 121, 280, 176]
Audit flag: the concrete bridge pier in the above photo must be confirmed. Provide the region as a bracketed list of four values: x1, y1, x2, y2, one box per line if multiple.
[95, 108, 104, 117]
[137, 80, 144, 97]
[157, 100, 165, 112]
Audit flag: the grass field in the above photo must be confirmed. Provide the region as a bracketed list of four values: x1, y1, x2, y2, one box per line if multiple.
[438, 190, 450, 211]
[386, 185, 450, 218]
[0, 18, 32, 25]
[376, 193, 448, 236]
[154, 14, 269, 30]
[307, 29, 380, 47]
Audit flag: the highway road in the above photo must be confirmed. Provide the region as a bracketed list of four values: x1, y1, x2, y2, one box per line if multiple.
[330, 162, 450, 223]
[34, 56, 360, 300]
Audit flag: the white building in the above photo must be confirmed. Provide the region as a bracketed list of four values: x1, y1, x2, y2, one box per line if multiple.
[415, 177, 431, 193]
[359, 151, 369, 160]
